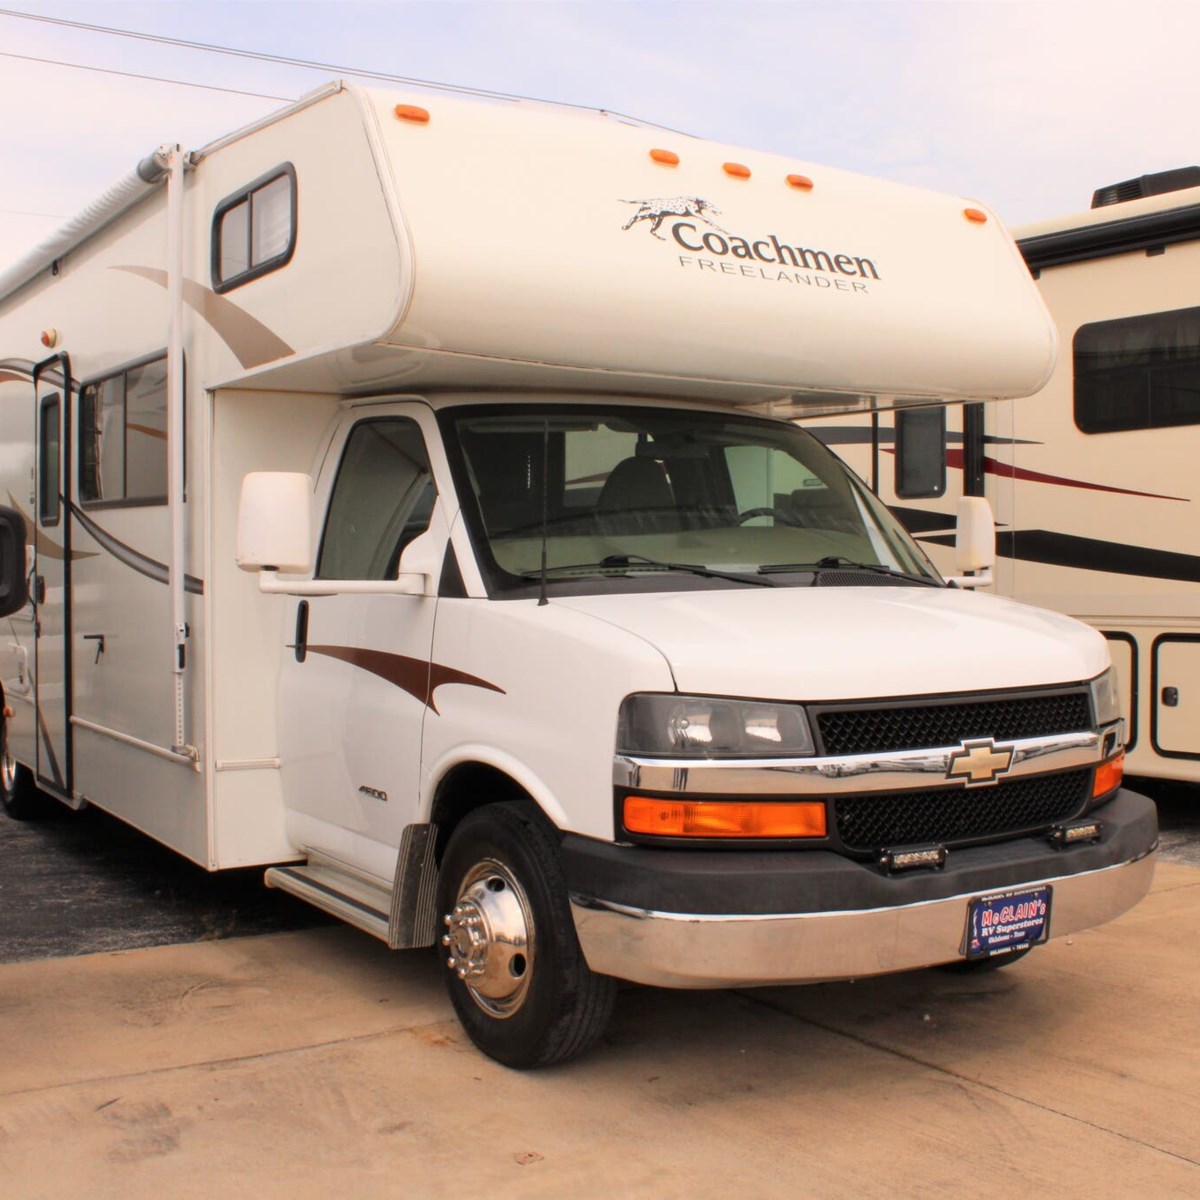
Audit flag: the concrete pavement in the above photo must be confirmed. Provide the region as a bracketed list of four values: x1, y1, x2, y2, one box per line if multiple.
[1, 861, 1198, 1199]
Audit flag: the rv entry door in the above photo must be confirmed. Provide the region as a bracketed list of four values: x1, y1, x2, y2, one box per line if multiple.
[31, 353, 72, 796]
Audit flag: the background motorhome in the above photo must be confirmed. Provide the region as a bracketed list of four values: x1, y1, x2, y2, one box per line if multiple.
[812, 166, 1200, 786]
[0, 81, 1153, 1067]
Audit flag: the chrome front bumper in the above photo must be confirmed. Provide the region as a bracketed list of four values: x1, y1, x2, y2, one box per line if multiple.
[571, 848, 1155, 988]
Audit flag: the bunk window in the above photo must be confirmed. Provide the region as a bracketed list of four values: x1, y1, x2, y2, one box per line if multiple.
[1075, 306, 1200, 433]
[79, 354, 169, 507]
[38, 396, 60, 526]
[316, 419, 436, 581]
[894, 406, 947, 498]
[212, 164, 297, 293]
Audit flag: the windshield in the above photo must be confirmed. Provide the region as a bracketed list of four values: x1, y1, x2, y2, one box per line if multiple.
[443, 404, 940, 596]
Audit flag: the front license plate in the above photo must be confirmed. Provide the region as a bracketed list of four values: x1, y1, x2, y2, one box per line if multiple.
[965, 885, 1052, 961]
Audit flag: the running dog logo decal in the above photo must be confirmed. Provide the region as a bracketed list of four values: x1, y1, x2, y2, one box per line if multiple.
[620, 195, 728, 241]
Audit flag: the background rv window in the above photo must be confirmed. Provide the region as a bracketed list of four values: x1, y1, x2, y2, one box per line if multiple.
[79, 354, 169, 506]
[212, 164, 297, 293]
[894, 406, 947, 498]
[317, 418, 436, 581]
[1075, 306, 1200, 433]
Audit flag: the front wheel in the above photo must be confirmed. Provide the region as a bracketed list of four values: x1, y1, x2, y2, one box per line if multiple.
[436, 801, 616, 1068]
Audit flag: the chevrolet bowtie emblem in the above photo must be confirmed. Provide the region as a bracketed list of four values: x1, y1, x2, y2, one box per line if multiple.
[946, 738, 1014, 787]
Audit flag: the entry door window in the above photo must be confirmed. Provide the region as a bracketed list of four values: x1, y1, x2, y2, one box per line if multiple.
[39, 395, 61, 526]
[317, 418, 436, 580]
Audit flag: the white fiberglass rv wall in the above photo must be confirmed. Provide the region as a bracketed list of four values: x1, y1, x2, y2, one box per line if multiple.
[824, 168, 1200, 786]
[0, 82, 1155, 1068]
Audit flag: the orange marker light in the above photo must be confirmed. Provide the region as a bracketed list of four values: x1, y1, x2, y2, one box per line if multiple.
[394, 104, 431, 124]
[786, 174, 814, 191]
[624, 796, 827, 839]
[650, 148, 680, 166]
[40, 329, 58, 348]
[723, 162, 751, 179]
[1093, 751, 1125, 798]
[964, 207, 988, 224]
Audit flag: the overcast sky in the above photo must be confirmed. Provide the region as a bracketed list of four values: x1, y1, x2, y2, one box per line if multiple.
[2, 0, 1198, 271]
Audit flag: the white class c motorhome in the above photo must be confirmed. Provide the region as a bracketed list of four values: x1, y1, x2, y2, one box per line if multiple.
[0, 82, 1157, 1067]
[820, 167, 1200, 790]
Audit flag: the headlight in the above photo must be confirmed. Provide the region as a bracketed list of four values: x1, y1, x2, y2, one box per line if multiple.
[1089, 667, 1122, 726]
[617, 694, 815, 758]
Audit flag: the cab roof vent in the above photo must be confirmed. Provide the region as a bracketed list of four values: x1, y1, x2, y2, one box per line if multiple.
[1092, 167, 1200, 209]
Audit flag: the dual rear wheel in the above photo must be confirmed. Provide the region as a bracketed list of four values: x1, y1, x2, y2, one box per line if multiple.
[1, 743, 49, 821]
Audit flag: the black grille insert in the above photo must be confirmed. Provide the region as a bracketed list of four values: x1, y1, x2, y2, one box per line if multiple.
[834, 770, 1091, 852]
[816, 690, 1092, 757]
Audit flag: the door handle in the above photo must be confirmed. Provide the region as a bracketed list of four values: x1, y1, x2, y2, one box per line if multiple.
[294, 600, 309, 663]
[32, 575, 45, 605]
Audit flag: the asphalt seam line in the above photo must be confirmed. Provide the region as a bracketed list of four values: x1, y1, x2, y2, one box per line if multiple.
[738, 990, 1200, 1170]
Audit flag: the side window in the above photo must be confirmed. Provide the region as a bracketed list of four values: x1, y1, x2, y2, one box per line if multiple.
[1076, 306, 1200, 433]
[894, 406, 946, 499]
[316, 418, 436, 581]
[39, 395, 60, 526]
[564, 426, 638, 509]
[212, 164, 297, 293]
[79, 354, 169, 506]
[725, 444, 827, 512]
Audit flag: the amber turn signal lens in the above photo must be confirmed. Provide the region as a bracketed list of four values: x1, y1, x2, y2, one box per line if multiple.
[1093, 751, 1124, 797]
[963, 207, 988, 223]
[786, 174, 814, 191]
[394, 104, 431, 124]
[723, 162, 751, 179]
[623, 796, 827, 838]
[650, 148, 680, 165]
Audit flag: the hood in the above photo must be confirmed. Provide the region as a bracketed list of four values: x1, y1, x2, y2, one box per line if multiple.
[553, 585, 1108, 701]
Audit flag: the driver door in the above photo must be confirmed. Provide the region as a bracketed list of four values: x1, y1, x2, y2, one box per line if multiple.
[277, 407, 442, 880]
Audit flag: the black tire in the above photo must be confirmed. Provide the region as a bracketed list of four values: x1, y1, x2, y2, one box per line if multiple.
[941, 945, 1034, 973]
[436, 801, 616, 1069]
[1, 746, 48, 821]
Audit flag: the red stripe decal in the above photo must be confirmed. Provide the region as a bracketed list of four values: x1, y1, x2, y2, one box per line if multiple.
[943, 448, 1187, 503]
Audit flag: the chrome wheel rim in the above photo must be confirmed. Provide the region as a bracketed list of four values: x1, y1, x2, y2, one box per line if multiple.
[441, 857, 535, 1019]
[1, 752, 15, 797]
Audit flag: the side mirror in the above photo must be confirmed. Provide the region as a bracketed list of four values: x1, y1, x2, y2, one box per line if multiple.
[947, 496, 995, 588]
[237, 472, 314, 575]
[0, 506, 29, 618]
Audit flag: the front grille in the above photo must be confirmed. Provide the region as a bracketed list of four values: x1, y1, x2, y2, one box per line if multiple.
[816, 690, 1092, 757]
[834, 770, 1091, 852]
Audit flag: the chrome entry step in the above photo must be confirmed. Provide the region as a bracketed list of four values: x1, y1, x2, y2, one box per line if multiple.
[265, 854, 392, 943]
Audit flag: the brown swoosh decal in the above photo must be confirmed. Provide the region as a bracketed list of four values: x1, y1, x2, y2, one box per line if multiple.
[112, 267, 294, 369]
[304, 645, 505, 715]
[6, 493, 98, 563]
[0, 369, 27, 385]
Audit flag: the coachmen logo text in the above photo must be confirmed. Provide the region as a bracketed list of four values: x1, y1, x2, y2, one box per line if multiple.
[620, 194, 880, 294]
[946, 739, 1015, 788]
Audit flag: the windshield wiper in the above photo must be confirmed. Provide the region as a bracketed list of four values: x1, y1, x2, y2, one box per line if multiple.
[519, 554, 776, 587]
[758, 556, 942, 587]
